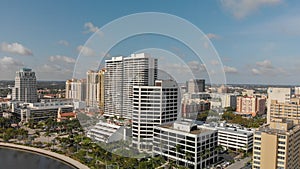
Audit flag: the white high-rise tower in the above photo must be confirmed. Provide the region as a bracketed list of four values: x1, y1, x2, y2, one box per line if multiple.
[104, 53, 158, 119]
[12, 68, 37, 103]
[132, 80, 179, 152]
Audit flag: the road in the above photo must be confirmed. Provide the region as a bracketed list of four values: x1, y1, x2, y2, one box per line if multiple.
[226, 157, 251, 169]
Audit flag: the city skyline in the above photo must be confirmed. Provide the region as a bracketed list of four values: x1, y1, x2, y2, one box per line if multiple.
[1, 0, 300, 85]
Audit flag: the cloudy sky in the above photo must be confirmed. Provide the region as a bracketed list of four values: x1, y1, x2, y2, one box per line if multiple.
[0, 0, 300, 85]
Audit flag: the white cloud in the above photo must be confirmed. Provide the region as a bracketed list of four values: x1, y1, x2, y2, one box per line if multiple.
[224, 66, 238, 73]
[158, 60, 208, 82]
[36, 64, 73, 80]
[76, 45, 96, 56]
[0, 42, 33, 55]
[187, 61, 206, 72]
[256, 59, 273, 68]
[220, 0, 282, 19]
[58, 40, 69, 46]
[251, 68, 261, 75]
[0, 56, 24, 68]
[206, 33, 220, 40]
[38, 64, 62, 72]
[83, 22, 103, 36]
[49, 55, 75, 64]
[0, 56, 24, 79]
[251, 59, 286, 76]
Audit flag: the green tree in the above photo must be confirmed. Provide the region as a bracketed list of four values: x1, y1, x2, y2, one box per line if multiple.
[197, 111, 209, 121]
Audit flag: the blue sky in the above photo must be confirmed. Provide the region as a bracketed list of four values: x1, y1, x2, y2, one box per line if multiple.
[0, 0, 300, 85]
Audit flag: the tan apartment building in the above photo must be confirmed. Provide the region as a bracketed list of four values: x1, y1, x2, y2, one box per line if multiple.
[252, 118, 300, 169]
[269, 98, 300, 124]
[236, 96, 266, 116]
[86, 69, 105, 111]
[267, 87, 292, 124]
[65, 78, 86, 102]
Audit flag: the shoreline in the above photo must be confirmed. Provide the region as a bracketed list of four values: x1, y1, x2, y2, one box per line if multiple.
[0, 142, 89, 169]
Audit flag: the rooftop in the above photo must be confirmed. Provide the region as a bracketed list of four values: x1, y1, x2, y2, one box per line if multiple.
[202, 122, 254, 135]
[20, 68, 32, 72]
[257, 119, 300, 135]
[59, 112, 76, 117]
[159, 120, 211, 135]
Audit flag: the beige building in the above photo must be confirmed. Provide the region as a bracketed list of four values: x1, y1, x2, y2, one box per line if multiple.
[86, 69, 105, 111]
[65, 78, 86, 102]
[236, 96, 266, 116]
[267, 88, 292, 123]
[252, 118, 300, 169]
[242, 89, 255, 97]
[269, 98, 300, 124]
[217, 84, 228, 94]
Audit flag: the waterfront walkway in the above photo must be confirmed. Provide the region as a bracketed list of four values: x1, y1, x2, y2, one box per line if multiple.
[0, 142, 89, 169]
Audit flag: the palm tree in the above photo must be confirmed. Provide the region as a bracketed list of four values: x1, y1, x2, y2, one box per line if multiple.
[214, 145, 223, 154]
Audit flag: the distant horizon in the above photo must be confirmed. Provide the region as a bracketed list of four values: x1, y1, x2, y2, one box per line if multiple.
[0, 79, 299, 87]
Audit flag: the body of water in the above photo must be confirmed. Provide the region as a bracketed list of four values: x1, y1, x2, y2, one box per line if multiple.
[0, 147, 76, 169]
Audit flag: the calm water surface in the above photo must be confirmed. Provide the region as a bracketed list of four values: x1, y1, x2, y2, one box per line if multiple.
[0, 147, 76, 169]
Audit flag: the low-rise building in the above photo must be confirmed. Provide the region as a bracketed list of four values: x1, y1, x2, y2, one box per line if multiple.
[202, 122, 254, 151]
[153, 119, 218, 169]
[13, 99, 74, 122]
[57, 109, 77, 122]
[87, 121, 130, 143]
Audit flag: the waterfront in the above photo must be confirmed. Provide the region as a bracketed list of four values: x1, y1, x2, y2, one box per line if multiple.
[0, 147, 75, 169]
[0, 143, 89, 169]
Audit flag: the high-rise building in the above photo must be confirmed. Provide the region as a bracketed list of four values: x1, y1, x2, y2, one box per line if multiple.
[104, 53, 157, 118]
[65, 78, 86, 102]
[12, 68, 37, 103]
[186, 79, 205, 93]
[86, 69, 105, 110]
[153, 119, 218, 169]
[269, 98, 300, 124]
[236, 96, 266, 116]
[267, 88, 291, 123]
[252, 118, 300, 169]
[132, 80, 178, 152]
